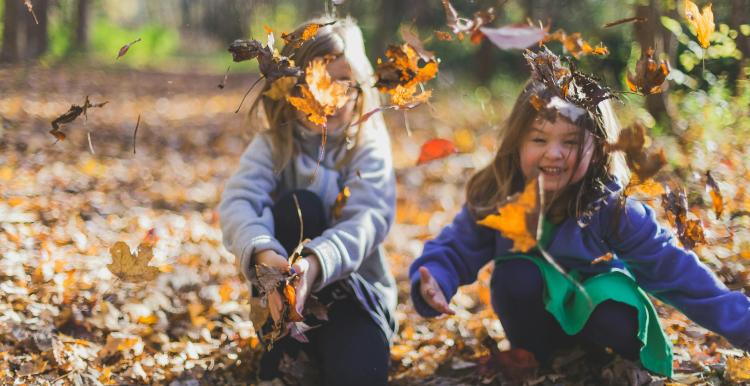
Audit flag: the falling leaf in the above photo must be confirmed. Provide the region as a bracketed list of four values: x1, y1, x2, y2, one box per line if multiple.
[477, 177, 540, 252]
[625, 177, 666, 198]
[286, 57, 349, 127]
[706, 171, 723, 218]
[416, 138, 458, 165]
[228, 39, 301, 81]
[545, 30, 609, 58]
[331, 186, 351, 220]
[626, 48, 670, 95]
[389, 84, 432, 107]
[50, 96, 109, 141]
[683, 0, 715, 48]
[24, 0, 39, 25]
[374, 44, 439, 91]
[263, 76, 298, 100]
[726, 356, 750, 382]
[607, 122, 666, 181]
[591, 252, 614, 265]
[440, 0, 495, 42]
[116, 38, 142, 60]
[217, 65, 230, 89]
[603, 16, 647, 28]
[132, 114, 141, 155]
[661, 187, 706, 249]
[434, 30, 454, 41]
[107, 241, 160, 282]
[400, 25, 436, 61]
[480, 24, 547, 50]
[281, 21, 336, 49]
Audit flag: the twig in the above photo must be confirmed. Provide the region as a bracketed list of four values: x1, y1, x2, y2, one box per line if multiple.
[292, 193, 304, 246]
[234, 75, 265, 113]
[403, 110, 412, 136]
[132, 114, 141, 155]
[86, 131, 95, 155]
[218, 65, 231, 89]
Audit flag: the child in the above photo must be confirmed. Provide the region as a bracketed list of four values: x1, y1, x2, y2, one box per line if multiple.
[409, 51, 750, 377]
[220, 17, 395, 386]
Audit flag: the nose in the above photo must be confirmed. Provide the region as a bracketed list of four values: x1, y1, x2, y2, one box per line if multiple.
[543, 142, 565, 160]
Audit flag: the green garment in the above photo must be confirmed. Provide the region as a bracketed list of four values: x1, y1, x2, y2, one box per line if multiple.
[494, 220, 673, 377]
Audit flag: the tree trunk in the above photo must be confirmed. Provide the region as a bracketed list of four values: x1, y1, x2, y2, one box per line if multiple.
[74, 0, 90, 52]
[24, 0, 49, 60]
[1, 0, 20, 63]
[731, 0, 750, 82]
[202, 0, 253, 44]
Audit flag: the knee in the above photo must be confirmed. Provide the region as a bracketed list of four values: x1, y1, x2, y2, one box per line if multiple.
[491, 259, 544, 305]
[322, 361, 388, 386]
[583, 300, 641, 358]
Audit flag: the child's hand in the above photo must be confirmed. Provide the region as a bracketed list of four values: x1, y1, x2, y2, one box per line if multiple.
[290, 255, 320, 316]
[255, 249, 288, 323]
[419, 266, 455, 315]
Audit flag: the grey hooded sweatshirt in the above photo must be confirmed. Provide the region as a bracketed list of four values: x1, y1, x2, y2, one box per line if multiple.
[219, 121, 397, 339]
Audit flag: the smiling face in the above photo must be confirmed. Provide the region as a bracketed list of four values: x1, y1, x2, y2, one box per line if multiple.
[519, 118, 594, 193]
[295, 55, 359, 134]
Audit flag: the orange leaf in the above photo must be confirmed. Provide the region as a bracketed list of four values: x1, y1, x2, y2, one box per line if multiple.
[591, 252, 614, 265]
[375, 44, 439, 91]
[281, 21, 336, 48]
[331, 186, 351, 220]
[626, 48, 670, 95]
[416, 138, 458, 165]
[286, 57, 349, 127]
[684, 0, 714, 48]
[706, 171, 723, 218]
[477, 177, 540, 252]
[284, 284, 304, 322]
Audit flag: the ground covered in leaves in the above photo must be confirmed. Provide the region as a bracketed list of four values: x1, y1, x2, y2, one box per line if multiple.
[2, 66, 750, 385]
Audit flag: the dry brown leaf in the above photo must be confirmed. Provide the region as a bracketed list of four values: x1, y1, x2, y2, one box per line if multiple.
[107, 241, 160, 282]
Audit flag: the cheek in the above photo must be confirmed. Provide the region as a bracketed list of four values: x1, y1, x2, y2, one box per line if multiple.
[519, 144, 540, 176]
[569, 148, 594, 182]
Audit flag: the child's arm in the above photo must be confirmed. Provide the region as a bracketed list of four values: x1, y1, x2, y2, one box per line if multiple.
[302, 125, 396, 292]
[409, 205, 500, 317]
[606, 198, 750, 351]
[219, 134, 286, 284]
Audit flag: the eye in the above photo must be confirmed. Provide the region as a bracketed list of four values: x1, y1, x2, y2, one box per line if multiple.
[564, 140, 580, 146]
[532, 137, 546, 143]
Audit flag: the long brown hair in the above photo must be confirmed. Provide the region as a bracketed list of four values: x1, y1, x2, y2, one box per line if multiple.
[465, 80, 629, 222]
[247, 16, 384, 172]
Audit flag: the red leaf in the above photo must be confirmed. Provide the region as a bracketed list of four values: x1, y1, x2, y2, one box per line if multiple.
[479, 24, 547, 50]
[417, 138, 458, 165]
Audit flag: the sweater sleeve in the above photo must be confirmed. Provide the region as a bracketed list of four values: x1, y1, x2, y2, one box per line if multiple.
[606, 198, 750, 351]
[408, 205, 501, 317]
[219, 134, 286, 285]
[302, 125, 396, 291]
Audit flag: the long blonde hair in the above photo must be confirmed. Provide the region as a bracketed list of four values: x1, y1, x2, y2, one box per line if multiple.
[248, 16, 383, 173]
[466, 80, 630, 221]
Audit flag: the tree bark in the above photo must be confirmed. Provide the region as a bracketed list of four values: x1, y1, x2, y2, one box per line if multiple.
[74, 0, 90, 52]
[730, 0, 750, 82]
[1, 0, 20, 63]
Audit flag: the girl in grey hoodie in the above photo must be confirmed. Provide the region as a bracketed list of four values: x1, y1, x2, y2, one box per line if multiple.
[219, 17, 395, 386]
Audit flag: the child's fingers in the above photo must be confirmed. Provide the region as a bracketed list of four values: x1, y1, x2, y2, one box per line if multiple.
[268, 291, 283, 322]
[419, 266, 433, 285]
[429, 291, 455, 315]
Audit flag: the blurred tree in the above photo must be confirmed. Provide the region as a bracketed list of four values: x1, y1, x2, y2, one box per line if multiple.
[1, 0, 20, 62]
[201, 0, 253, 43]
[73, 0, 90, 52]
[24, 0, 49, 59]
[730, 0, 749, 80]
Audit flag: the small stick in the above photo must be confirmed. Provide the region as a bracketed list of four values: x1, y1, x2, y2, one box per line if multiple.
[132, 114, 141, 154]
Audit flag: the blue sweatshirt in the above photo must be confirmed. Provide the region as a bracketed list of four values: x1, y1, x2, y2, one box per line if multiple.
[409, 183, 750, 351]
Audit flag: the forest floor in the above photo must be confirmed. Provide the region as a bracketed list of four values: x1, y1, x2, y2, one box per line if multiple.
[1, 66, 750, 385]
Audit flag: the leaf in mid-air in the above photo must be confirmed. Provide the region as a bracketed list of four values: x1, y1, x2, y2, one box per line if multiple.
[706, 171, 724, 218]
[416, 139, 458, 165]
[477, 177, 540, 253]
[683, 0, 714, 48]
[626, 48, 670, 95]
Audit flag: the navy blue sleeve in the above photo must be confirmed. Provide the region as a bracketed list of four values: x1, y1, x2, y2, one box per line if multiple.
[606, 198, 750, 351]
[409, 205, 501, 317]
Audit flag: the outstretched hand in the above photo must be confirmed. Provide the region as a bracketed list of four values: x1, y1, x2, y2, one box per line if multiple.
[418, 266, 455, 315]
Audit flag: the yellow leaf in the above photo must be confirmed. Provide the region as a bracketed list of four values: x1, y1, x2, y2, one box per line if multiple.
[107, 241, 160, 282]
[727, 356, 750, 382]
[684, 0, 715, 48]
[477, 177, 539, 252]
[331, 186, 351, 220]
[286, 57, 349, 126]
[263, 76, 298, 100]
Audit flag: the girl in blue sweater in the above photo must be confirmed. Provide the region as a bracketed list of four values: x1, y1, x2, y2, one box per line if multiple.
[409, 50, 750, 376]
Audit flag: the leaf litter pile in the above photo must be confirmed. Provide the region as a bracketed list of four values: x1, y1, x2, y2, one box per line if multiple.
[3, 4, 750, 386]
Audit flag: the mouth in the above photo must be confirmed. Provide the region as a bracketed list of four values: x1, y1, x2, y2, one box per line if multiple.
[539, 166, 566, 176]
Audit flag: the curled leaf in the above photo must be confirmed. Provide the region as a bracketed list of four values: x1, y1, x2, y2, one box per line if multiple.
[374, 44, 439, 91]
[50, 96, 109, 141]
[706, 171, 723, 218]
[591, 252, 614, 265]
[683, 0, 714, 48]
[440, 0, 495, 42]
[228, 39, 301, 81]
[626, 48, 670, 95]
[281, 21, 336, 49]
[117, 38, 142, 60]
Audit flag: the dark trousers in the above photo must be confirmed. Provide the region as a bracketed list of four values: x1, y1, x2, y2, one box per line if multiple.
[491, 258, 642, 364]
[258, 190, 389, 386]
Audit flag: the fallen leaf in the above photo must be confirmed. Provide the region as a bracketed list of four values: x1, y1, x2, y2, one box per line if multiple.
[417, 138, 458, 165]
[683, 0, 714, 49]
[116, 38, 142, 60]
[107, 241, 160, 282]
[477, 176, 540, 252]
